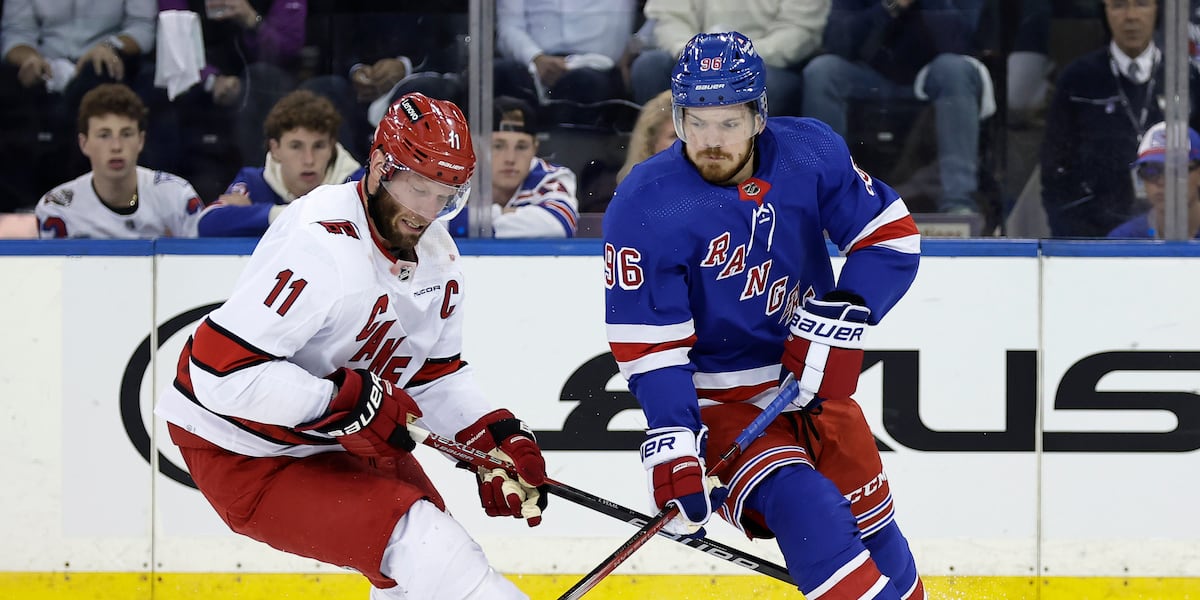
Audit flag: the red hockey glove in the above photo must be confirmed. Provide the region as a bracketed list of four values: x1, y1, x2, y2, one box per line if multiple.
[640, 425, 724, 536]
[456, 409, 548, 526]
[782, 294, 872, 408]
[297, 368, 421, 457]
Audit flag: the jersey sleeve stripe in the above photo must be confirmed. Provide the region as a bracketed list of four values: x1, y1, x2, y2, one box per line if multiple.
[606, 320, 695, 343]
[173, 336, 332, 448]
[607, 321, 697, 377]
[610, 342, 693, 379]
[539, 199, 579, 234]
[843, 201, 921, 255]
[860, 232, 921, 255]
[190, 318, 279, 375]
[407, 355, 467, 387]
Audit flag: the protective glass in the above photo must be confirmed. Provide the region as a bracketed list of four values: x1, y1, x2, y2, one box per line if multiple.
[381, 162, 472, 221]
[672, 103, 765, 146]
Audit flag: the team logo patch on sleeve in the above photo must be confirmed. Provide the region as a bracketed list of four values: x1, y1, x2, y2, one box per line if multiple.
[317, 219, 361, 238]
[44, 189, 73, 206]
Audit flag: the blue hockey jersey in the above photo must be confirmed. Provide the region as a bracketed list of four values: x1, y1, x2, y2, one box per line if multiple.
[603, 117, 921, 431]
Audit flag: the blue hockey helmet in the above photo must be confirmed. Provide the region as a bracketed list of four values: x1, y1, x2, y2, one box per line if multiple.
[670, 31, 767, 143]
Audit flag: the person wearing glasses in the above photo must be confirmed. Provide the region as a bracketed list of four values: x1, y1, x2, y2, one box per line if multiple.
[1109, 121, 1200, 238]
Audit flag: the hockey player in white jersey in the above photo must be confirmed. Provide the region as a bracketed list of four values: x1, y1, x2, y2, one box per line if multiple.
[35, 84, 205, 238]
[156, 93, 546, 599]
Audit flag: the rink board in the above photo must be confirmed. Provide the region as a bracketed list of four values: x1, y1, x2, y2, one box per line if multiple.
[1, 239, 1198, 598]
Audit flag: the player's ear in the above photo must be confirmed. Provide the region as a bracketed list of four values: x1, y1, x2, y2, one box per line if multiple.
[267, 138, 281, 161]
[78, 133, 88, 154]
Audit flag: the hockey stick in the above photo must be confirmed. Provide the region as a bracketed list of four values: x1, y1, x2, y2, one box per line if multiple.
[407, 423, 794, 585]
[557, 374, 802, 600]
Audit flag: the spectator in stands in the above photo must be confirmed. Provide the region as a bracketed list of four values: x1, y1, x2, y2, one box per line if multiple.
[0, 0, 156, 212]
[35, 83, 205, 238]
[1041, 0, 1200, 237]
[630, 0, 828, 116]
[1006, 0, 1054, 128]
[495, 0, 640, 108]
[803, 0, 990, 216]
[446, 96, 580, 238]
[302, 7, 470, 162]
[1109, 121, 1200, 239]
[197, 89, 360, 237]
[146, 0, 307, 203]
[616, 89, 676, 184]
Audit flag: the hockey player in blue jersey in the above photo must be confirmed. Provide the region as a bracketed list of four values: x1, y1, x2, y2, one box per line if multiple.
[603, 31, 926, 599]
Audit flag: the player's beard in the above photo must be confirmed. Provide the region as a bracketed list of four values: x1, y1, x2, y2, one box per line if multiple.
[694, 145, 754, 185]
[368, 184, 425, 260]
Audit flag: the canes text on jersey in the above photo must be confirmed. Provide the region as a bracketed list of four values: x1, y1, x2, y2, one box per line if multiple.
[351, 295, 412, 384]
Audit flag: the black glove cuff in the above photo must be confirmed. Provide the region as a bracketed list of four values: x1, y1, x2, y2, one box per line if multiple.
[822, 289, 867, 306]
[486, 417, 536, 445]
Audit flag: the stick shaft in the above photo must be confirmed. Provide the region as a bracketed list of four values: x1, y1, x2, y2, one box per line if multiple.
[408, 425, 793, 586]
[557, 375, 801, 599]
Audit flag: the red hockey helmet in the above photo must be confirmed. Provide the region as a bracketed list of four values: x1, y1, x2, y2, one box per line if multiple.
[373, 93, 475, 219]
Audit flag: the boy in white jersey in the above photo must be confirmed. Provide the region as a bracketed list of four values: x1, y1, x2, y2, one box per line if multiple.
[156, 93, 546, 599]
[35, 83, 204, 238]
[446, 96, 579, 237]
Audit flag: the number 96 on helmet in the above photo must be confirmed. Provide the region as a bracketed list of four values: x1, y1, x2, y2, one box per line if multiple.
[670, 31, 768, 146]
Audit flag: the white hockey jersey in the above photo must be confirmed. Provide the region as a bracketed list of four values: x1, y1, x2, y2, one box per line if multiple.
[35, 167, 205, 238]
[493, 158, 579, 238]
[447, 158, 579, 238]
[155, 180, 495, 458]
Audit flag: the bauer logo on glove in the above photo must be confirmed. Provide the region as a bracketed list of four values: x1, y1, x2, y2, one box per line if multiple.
[640, 425, 726, 536]
[782, 293, 872, 407]
[323, 376, 387, 437]
[788, 313, 866, 345]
